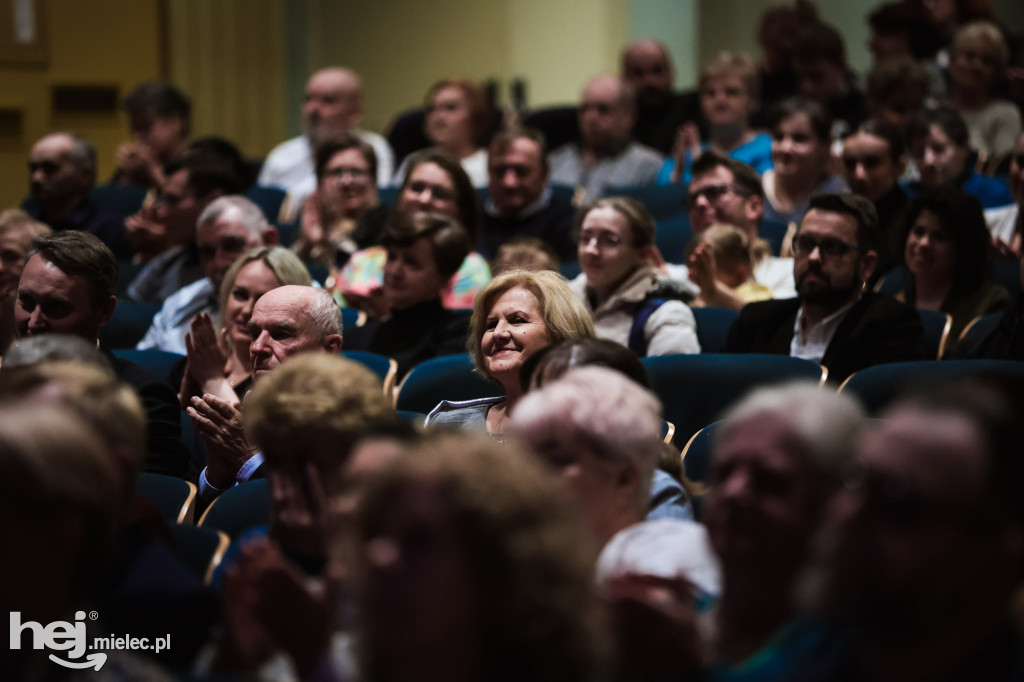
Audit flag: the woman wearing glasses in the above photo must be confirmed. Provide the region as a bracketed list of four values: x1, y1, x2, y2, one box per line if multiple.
[762, 97, 848, 227]
[571, 197, 700, 356]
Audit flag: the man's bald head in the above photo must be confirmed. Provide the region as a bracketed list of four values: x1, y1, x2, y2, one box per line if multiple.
[304, 67, 364, 143]
[248, 285, 343, 380]
[29, 133, 95, 210]
[579, 74, 636, 154]
[621, 40, 675, 109]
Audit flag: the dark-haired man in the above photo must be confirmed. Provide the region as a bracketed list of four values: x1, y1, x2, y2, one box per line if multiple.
[125, 153, 243, 304]
[14, 230, 188, 476]
[480, 127, 576, 261]
[724, 193, 923, 384]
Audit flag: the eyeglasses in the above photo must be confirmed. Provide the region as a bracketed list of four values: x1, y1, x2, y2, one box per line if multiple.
[686, 184, 746, 208]
[578, 229, 625, 249]
[792, 234, 859, 259]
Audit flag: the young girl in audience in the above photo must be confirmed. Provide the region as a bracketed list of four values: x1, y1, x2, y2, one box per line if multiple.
[659, 51, 773, 185]
[687, 223, 773, 310]
[491, 236, 560, 275]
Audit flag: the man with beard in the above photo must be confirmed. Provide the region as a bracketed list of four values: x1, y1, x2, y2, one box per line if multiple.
[723, 193, 923, 384]
[620, 40, 704, 156]
[258, 67, 394, 210]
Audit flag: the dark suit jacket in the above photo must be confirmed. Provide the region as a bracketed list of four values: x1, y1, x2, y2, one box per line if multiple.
[104, 349, 190, 478]
[723, 293, 926, 385]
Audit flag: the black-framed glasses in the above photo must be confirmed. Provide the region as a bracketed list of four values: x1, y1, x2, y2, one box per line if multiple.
[792, 234, 859, 259]
[685, 184, 746, 208]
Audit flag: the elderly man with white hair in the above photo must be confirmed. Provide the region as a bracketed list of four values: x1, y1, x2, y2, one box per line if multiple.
[136, 195, 278, 354]
[700, 381, 864, 677]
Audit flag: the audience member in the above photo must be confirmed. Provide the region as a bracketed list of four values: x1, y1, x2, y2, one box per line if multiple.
[25, 132, 132, 258]
[0, 210, 49, 356]
[866, 1, 945, 99]
[293, 135, 388, 266]
[801, 376, 1024, 681]
[178, 245, 311, 408]
[344, 212, 472, 379]
[0, 358, 217, 667]
[0, 404, 175, 678]
[209, 352, 395, 677]
[702, 382, 864, 677]
[189, 285, 343, 500]
[479, 127, 576, 262]
[571, 197, 700, 356]
[549, 74, 664, 201]
[115, 80, 191, 189]
[762, 97, 849, 227]
[660, 51, 772, 185]
[259, 67, 394, 210]
[348, 434, 608, 682]
[841, 119, 910, 278]
[687, 152, 796, 297]
[125, 153, 244, 304]
[790, 22, 868, 142]
[426, 268, 594, 438]
[136, 195, 279, 354]
[947, 21, 1022, 163]
[752, 0, 820, 126]
[491, 236, 560, 275]
[335, 149, 490, 313]
[904, 106, 1016, 238]
[894, 186, 1011, 341]
[688, 223, 774, 310]
[518, 337, 698, 521]
[512, 366, 714, 681]
[865, 56, 931, 130]
[402, 78, 493, 187]
[14, 230, 188, 475]
[724, 193, 924, 384]
[621, 39, 705, 156]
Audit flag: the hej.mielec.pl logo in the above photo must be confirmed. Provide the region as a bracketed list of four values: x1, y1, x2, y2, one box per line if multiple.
[10, 610, 172, 670]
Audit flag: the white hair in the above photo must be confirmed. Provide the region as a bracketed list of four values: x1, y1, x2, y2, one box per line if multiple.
[309, 288, 342, 341]
[197, 195, 268, 237]
[717, 381, 865, 480]
[511, 366, 662, 511]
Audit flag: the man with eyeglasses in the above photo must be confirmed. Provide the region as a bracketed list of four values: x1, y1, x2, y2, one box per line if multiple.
[799, 376, 1024, 681]
[685, 152, 796, 299]
[136, 196, 277, 355]
[724, 193, 923, 384]
[124, 153, 243, 305]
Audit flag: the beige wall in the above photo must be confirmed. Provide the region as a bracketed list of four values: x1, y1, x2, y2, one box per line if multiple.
[166, 0, 287, 158]
[0, 0, 162, 209]
[303, 0, 630, 135]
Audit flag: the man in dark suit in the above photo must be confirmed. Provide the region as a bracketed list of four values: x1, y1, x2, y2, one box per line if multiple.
[14, 230, 188, 476]
[724, 193, 924, 384]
